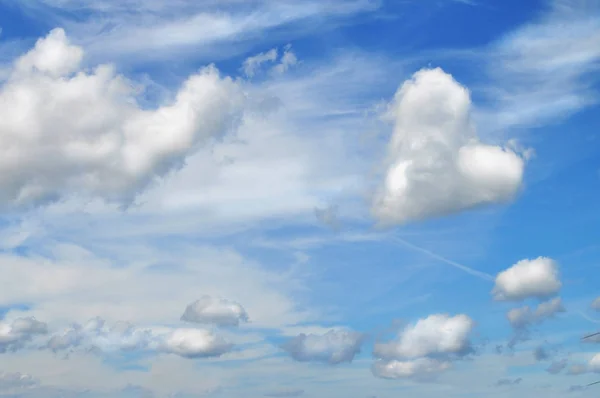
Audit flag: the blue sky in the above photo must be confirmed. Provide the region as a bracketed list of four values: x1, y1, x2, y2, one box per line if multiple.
[0, 0, 599, 397]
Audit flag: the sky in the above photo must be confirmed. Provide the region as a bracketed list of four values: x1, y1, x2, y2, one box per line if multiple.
[0, 0, 599, 397]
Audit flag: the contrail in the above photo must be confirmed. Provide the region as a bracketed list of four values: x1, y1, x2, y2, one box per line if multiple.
[388, 235, 495, 282]
[578, 311, 600, 325]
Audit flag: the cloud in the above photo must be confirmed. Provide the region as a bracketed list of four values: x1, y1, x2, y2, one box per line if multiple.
[479, 0, 600, 130]
[180, 296, 249, 327]
[492, 257, 562, 301]
[281, 329, 364, 364]
[547, 359, 568, 374]
[372, 67, 525, 225]
[14, 0, 377, 66]
[592, 297, 600, 311]
[534, 346, 550, 361]
[506, 298, 565, 348]
[242, 48, 278, 77]
[372, 358, 451, 381]
[0, 371, 38, 392]
[45, 317, 233, 359]
[0, 28, 244, 209]
[373, 313, 475, 360]
[507, 298, 565, 330]
[159, 328, 233, 359]
[0, 317, 48, 353]
[591, 353, 600, 373]
[495, 377, 522, 387]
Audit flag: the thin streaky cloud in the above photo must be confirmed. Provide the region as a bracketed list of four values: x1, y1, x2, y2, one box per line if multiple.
[388, 236, 495, 282]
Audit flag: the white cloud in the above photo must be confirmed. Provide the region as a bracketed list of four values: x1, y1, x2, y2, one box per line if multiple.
[242, 48, 278, 77]
[281, 329, 364, 364]
[0, 317, 48, 353]
[507, 298, 566, 330]
[373, 313, 474, 360]
[592, 297, 600, 311]
[372, 358, 451, 380]
[45, 317, 233, 359]
[180, 296, 249, 327]
[271, 45, 298, 76]
[479, 0, 600, 130]
[372, 67, 525, 225]
[13, 0, 378, 66]
[492, 257, 562, 301]
[590, 353, 600, 373]
[0, 28, 244, 209]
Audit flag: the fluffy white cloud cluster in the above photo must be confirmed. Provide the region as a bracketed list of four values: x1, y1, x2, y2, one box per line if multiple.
[0, 317, 47, 353]
[372, 314, 474, 380]
[492, 257, 561, 301]
[46, 316, 233, 359]
[281, 329, 364, 365]
[181, 296, 249, 327]
[372, 67, 526, 225]
[0, 28, 244, 209]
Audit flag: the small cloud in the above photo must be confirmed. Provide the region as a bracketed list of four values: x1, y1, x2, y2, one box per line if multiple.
[546, 359, 568, 375]
[242, 48, 278, 77]
[492, 257, 561, 302]
[281, 329, 364, 365]
[181, 296, 249, 327]
[372, 358, 450, 381]
[495, 377, 522, 387]
[373, 313, 475, 360]
[592, 296, 600, 311]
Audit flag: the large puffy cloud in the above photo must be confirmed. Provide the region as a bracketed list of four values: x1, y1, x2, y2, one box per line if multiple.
[45, 317, 232, 359]
[372, 67, 526, 225]
[373, 314, 475, 360]
[492, 257, 561, 301]
[281, 329, 364, 365]
[180, 296, 249, 327]
[0, 28, 244, 209]
[0, 317, 48, 353]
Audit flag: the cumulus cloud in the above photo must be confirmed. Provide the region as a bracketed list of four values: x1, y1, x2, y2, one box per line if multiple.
[281, 329, 364, 364]
[0, 28, 244, 209]
[373, 314, 475, 360]
[492, 257, 562, 301]
[592, 297, 600, 311]
[372, 358, 450, 381]
[159, 328, 232, 359]
[45, 317, 232, 359]
[180, 296, 249, 327]
[372, 67, 526, 225]
[0, 317, 48, 353]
